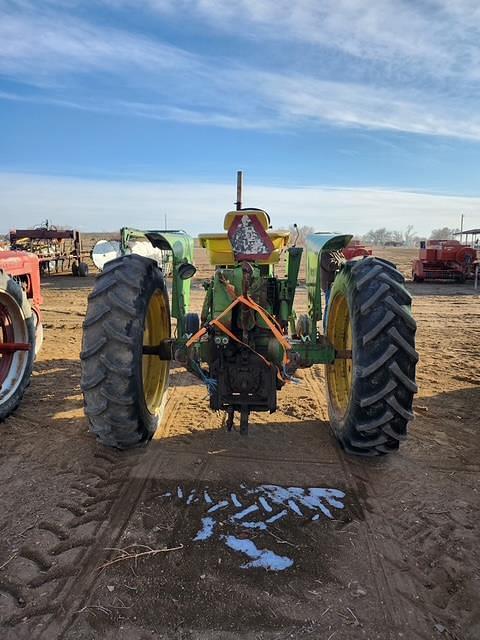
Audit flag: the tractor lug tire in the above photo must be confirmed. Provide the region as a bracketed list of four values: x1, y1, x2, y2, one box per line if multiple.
[80, 254, 170, 449]
[78, 262, 89, 277]
[0, 270, 36, 422]
[325, 256, 418, 456]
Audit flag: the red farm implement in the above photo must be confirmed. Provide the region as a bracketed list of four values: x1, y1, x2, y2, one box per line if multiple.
[10, 224, 90, 277]
[342, 240, 372, 261]
[0, 251, 43, 421]
[412, 240, 477, 283]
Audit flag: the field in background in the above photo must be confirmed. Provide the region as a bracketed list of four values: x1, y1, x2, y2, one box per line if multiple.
[0, 246, 479, 640]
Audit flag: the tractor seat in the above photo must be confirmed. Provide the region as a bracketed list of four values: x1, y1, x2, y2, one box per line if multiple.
[199, 209, 290, 265]
[199, 231, 290, 266]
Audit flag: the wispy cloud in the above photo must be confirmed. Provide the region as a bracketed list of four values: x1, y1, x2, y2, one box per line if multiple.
[0, 172, 473, 235]
[103, 0, 480, 81]
[0, 3, 195, 83]
[1, 1, 480, 140]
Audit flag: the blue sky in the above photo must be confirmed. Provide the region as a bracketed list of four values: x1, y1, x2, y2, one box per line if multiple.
[1, 0, 480, 235]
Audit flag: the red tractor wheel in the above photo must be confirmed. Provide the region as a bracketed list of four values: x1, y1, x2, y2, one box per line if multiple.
[0, 271, 36, 421]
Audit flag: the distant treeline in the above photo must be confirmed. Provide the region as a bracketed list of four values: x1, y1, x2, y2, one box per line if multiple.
[289, 225, 461, 247]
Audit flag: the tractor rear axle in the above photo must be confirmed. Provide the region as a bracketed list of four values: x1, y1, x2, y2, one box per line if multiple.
[0, 343, 32, 353]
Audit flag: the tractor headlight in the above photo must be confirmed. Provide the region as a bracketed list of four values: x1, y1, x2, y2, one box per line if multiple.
[178, 262, 197, 280]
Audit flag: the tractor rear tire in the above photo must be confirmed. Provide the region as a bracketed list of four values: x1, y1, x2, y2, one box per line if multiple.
[184, 312, 200, 336]
[0, 270, 36, 422]
[325, 256, 418, 456]
[80, 254, 171, 449]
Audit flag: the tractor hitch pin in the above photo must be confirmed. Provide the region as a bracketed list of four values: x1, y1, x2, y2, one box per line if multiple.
[225, 407, 249, 434]
[226, 407, 234, 432]
[240, 408, 249, 435]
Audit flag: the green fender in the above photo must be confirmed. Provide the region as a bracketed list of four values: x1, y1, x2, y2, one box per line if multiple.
[306, 233, 353, 333]
[120, 228, 194, 332]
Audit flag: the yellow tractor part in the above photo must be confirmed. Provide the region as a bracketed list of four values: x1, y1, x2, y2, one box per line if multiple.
[142, 289, 170, 414]
[326, 292, 353, 419]
[199, 208, 289, 266]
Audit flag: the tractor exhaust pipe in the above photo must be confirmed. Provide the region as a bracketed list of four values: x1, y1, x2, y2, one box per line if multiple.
[235, 170, 243, 211]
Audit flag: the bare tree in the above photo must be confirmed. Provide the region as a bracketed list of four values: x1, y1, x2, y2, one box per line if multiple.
[390, 230, 404, 244]
[429, 227, 460, 240]
[289, 225, 315, 247]
[403, 225, 416, 247]
[363, 228, 392, 245]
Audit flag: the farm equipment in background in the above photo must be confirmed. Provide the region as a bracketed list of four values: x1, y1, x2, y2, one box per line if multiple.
[10, 222, 90, 277]
[0, 250, 43, 421]
[81, 172, 418, 457]
[91, 228, 173, 275]
[412, 239, 477, 282]
[342, 239, 372, 261]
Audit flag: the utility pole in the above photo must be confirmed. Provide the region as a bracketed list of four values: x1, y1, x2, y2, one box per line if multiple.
[164, 212, 167, 230]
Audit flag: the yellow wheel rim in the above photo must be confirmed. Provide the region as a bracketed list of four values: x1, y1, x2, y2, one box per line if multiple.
[326, 293, 353, 419]
[142, 290, 170, 414]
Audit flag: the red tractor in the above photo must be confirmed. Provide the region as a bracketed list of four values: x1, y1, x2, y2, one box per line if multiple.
[412, 240, 477, 283]
[342, 240, 372, 261]
[0, 251, 43, 421]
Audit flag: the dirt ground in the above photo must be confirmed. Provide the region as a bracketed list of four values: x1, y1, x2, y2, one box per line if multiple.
[1, 247, 479, 640]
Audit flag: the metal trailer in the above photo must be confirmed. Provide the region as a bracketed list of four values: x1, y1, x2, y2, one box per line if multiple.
[10, 227, 90, 277]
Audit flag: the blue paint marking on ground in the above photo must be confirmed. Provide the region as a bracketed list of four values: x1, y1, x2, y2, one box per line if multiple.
[259, 496, 272, 512]
[193, 517, 216, 541]
[240, 521, 268, 530]
[266, 509, 288, 524]
[233, 504, 259, 520]
[160, 483, 346, 571]
[231, 493, 242, 508]
[223, 535, 293, 571]
[288, 499, 303, 516]
[258, 485, 345, 519]
[208, 500, 229, 513]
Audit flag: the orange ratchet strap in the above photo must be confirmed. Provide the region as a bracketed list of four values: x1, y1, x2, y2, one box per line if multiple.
[185, 295, 292, 377]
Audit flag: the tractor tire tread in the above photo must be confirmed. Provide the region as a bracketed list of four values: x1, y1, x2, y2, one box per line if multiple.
[362, 310, 395, 345]
[79, 336, 108, 359]
[326, 256, 417, 455]
[83, 303, 111, 327]
[80, 254, 170, 449]
[0, 271, 36, 421]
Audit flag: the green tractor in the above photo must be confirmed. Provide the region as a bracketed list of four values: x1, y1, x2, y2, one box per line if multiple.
[81, 173, 417, 456]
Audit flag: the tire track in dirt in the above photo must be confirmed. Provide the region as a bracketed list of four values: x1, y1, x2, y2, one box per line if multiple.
[0, 388, 188, 640]
[303, 365, 435, 640]
[31, 387, 182, 640]
[37, 385, 226, 640]
[0, 446, 143, 639]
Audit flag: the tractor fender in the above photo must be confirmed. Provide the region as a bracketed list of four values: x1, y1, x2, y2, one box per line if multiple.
[120, 228, 194, 330]
[306, 233, 353, 323]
